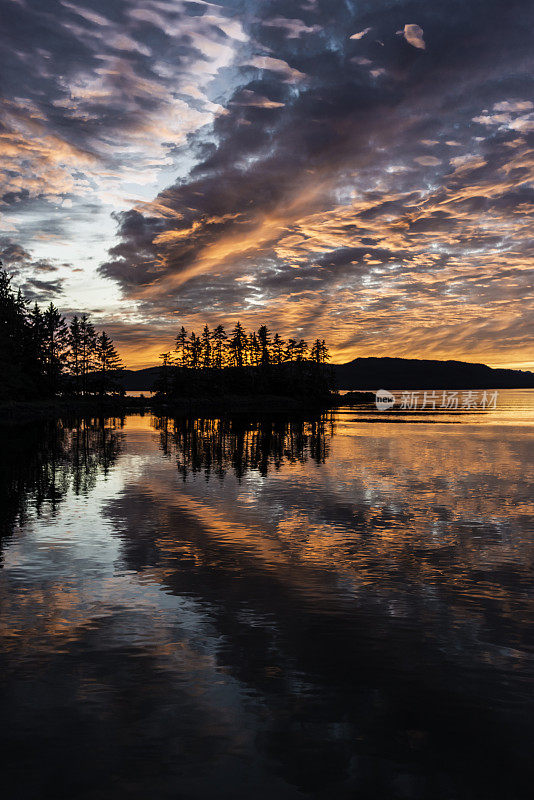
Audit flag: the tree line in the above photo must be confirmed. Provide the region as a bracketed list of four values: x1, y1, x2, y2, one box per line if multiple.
[161, 322, 331, 370]
[0, 266, 123, 401]
[1, 262, 334, 405]
[155, 323, 334, 402]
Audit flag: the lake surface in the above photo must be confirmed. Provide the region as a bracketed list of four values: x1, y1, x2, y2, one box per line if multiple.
[1, 393, 533, 799]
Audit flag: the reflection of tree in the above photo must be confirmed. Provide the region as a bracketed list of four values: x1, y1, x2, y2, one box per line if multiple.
[0, 417, 124, 551]
[152, 415, 335, 481]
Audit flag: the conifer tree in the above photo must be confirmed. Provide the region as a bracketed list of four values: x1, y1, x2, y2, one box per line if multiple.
[175, 326, 187, 366]
[79, 314, 97, 395]
[95, 331, 123, 395]
[272, 333, 285, 365]
[0, 267, 29, 398]
[201, 324, 212, 367]
[249, 332, 261, 366]
[43, 302, 69, 394]
[212, 324, 227, 369]
[69, 315, 82, 394]
[310, 339, 323, 364]
[188, 332, 202, 368]
[294, 339, 309, 362]
[257, 325, 271, 366]
[230, 322, 247, 367]
[284, 338, 297, 362]
[158, 351, 172, 397]
[28, 302, 47, 388]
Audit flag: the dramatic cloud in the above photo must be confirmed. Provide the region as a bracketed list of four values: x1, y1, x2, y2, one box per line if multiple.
[0, 236, 66, 300]
[1, 0, 533, 368]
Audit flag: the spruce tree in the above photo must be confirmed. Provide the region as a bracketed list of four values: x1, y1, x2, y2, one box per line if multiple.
[175, 326, 187, 367]
[212, 324, 227, 369]
[230, 322, 247, 367]
[69, 315, 82, 394]
[95, 331, 124, 396]
[201, 324, 212, 367]
[257, 325, 271, 366]
[272, 333, 285, 365]
[79, 314, 97, 395]
[43, 303, 69, 395]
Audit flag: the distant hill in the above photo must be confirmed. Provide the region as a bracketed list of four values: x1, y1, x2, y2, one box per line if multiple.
[120, 366, 161, 391]
[120, 358, 534, 391]
[333, 357, 534, 389]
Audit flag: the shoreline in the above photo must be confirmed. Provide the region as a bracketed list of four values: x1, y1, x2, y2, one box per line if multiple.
[0, 392, 377, 424]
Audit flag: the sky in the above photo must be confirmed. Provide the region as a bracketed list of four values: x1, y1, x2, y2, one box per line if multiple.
[0, 0, 533, 369]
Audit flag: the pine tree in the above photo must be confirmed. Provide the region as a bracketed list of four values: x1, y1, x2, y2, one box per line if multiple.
[0, 267, 29, 399]
[272, 333, 285, 365]
[212, 324, 227, 369]
[257, 325, 271, 366]
[284, 338, 297, 362]
[69, 315, 82, 394]
[201, 324, 212, 367]
[79, 314, 97, 395]
[188, 332, 202, 368]
[310, 339, 322, 363]
[95, 331, 123, 396]
[28, 303, 47, 389]
[294, 339, 309, 362]
[175, 326, 187, 367]
[249, 332, 261, 366]
[158, 351, 172, 397]
[43, 303, 69, 394]
[230, 322, 247, 367]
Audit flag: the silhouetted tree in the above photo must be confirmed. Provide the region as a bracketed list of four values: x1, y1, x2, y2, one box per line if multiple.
[69, 316, 83, 394]
[201, 324, 212, 367]
[79, 314, 97, 395]
[157, 351, 172, 397]
[0, 268, 29, 399]
[212, 324, 227, 368]
[311, 338, 331, 364]
[230, 322, 247, 367]
[43, 303, 69, 394]
[258, 325, 271, 366]
[294, 339, 309, 362]
[188, 332, 202, 368]
[272, 333, 285, 365]
[249, 332, 261, 366]
[27, 302, 47, 390]
[175, 326, 187, 366]
[95, 331, 124, 396]
[285, 338, 297, 362]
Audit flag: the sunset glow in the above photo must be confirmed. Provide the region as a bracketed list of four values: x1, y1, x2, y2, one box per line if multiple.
[1, 0, 532, 369]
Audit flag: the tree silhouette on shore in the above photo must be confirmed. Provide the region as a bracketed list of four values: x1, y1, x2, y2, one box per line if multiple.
[159, 321, 330, 371]
[0, 264, 124, 402]
[1, 263, 334, 405]
[156, 321, 334, 402]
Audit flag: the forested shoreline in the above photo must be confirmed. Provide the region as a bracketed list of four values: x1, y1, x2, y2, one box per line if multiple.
[152, 322, 334, 403]
[1, 267, 335, 408]
[1, 267, 123, 402]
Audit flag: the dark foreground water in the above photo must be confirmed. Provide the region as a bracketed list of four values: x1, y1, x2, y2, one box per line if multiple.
[1, 397, 533, 799]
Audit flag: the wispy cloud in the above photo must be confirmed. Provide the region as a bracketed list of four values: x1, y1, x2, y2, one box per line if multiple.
[1, 0, 533, 369]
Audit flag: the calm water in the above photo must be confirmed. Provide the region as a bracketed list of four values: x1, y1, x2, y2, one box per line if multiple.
[1, 392, 533, 799]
